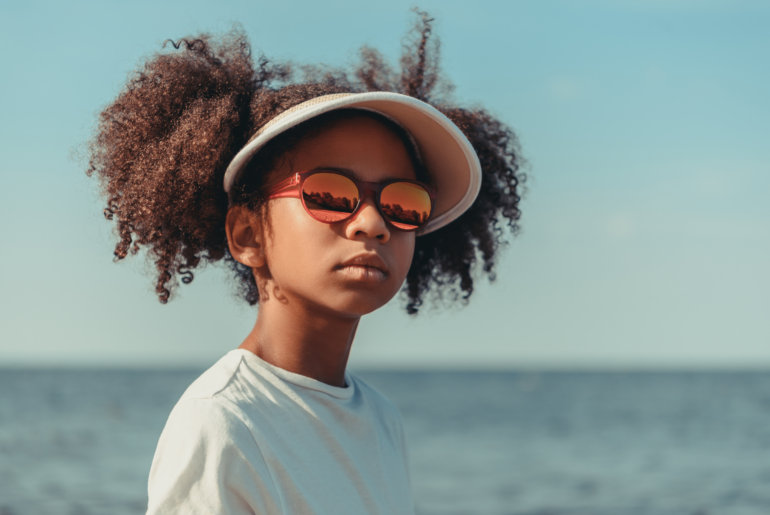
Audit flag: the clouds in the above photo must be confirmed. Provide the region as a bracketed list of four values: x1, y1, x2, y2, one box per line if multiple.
[548, 77, 586, 102]
[577, 0, 769, 14]
[607, 215, 635, 238]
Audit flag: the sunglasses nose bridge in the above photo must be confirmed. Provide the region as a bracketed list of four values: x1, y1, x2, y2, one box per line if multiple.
[355, 188, 379, 213]
[355, 182, 380, 206]
[356, 180, 380, 197]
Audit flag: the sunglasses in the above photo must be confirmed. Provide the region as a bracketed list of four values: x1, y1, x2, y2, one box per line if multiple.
[266, 170, 436, 231]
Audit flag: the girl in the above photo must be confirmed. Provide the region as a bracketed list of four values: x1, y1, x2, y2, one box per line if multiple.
[87, 13, 523, 515]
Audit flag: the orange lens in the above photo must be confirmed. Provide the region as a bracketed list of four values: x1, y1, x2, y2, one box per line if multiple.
[380, 181, 432, 230]
[302, 173, 360, 222]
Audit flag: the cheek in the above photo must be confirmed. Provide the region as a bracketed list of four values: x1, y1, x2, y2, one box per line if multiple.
[264, 201, 332, 278]
[391, 233, 416, 282]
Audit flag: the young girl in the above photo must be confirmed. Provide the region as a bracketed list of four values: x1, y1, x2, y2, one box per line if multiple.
[87, 13, 523, 515]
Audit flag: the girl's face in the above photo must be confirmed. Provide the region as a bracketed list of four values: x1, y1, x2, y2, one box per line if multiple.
[260, 116, 418, 317]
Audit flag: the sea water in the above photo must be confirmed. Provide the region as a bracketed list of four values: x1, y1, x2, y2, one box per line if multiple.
[1, 368, 770, 515]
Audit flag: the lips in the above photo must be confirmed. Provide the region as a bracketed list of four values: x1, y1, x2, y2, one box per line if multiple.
[336, 253, 390, 279]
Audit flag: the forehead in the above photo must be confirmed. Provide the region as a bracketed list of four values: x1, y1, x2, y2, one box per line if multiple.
[287, 116, 417, 182]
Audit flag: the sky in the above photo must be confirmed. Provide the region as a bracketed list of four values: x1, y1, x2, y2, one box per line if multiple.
[0, 0, 768, 369]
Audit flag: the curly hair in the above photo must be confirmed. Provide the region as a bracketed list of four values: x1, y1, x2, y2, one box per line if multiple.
[86, 11, 525, 314]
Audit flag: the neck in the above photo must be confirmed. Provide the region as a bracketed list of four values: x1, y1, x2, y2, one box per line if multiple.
[238, 295, 359, 388]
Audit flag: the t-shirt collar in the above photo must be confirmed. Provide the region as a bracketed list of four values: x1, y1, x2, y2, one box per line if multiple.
[232, 349, 354, 400]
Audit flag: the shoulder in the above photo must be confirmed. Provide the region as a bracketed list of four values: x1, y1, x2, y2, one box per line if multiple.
[349, 373, 404, 428]
[155, 395, 254, 467]
[163, 350, 265, 445]
[155, 351, 257, 456]
[178, 350, 246, 401]
[149, 394, 281, 514]
[350, 373, 395, 407]
[348, 374, 411, 460]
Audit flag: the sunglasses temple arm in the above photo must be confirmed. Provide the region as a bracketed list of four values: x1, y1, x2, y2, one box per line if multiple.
[266, 174, 301, 200]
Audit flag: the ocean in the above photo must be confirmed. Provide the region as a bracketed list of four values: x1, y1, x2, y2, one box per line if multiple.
[1, 368, 770, 515]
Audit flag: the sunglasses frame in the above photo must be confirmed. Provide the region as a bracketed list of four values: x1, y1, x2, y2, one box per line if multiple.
[266, 170, 437, 232]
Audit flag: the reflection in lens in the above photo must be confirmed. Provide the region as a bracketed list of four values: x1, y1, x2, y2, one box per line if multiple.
[302, 173, 360, 222]
[380, 182, 432, 230]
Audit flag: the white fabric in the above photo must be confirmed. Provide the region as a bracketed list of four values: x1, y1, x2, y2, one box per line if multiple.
[146, 349, 414, 515]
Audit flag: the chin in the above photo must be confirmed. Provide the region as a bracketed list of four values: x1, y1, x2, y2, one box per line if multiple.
[332, 291, 395, 317]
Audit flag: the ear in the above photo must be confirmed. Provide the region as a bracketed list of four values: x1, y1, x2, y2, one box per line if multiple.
[226, 206, 267, 268]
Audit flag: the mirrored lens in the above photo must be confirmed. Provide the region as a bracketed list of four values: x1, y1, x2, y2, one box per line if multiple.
[302, 173, 360, 222]
[380, 181, 432, 230]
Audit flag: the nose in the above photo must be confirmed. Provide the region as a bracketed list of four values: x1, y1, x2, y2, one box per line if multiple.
[344, 192, 391, 243]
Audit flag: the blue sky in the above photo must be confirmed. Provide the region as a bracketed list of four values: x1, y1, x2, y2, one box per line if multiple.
[0, 0, 768, 368]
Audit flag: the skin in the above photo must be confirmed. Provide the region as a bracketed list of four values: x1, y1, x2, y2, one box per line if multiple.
[226, 116, 418, 387]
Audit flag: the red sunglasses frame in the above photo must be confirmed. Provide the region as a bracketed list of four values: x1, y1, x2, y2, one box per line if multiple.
[266, 170, 437, 231]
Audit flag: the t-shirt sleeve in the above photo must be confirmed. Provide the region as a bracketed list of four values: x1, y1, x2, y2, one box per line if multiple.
[146, 398, 281, 515]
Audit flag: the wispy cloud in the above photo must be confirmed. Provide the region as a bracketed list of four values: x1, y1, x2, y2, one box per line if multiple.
[607, 215, 635, 238]
[585, 0, 768, 13]
[547, 77, 584, 102]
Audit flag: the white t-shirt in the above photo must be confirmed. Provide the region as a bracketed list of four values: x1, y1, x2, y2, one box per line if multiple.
[146, 349, 414, 515]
